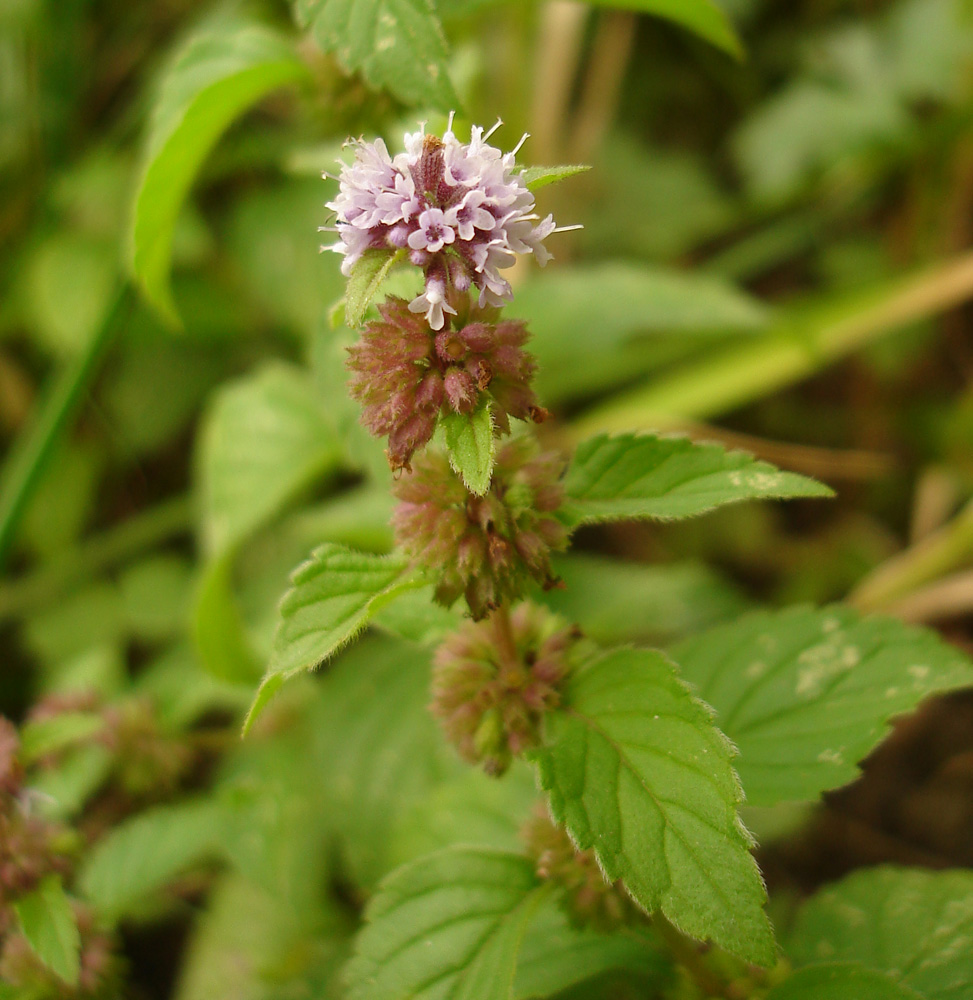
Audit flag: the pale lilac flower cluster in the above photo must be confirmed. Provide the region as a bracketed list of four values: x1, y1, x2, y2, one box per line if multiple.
[325, 117, 557, 329]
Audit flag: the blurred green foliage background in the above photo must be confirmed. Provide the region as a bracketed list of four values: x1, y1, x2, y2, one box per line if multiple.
[4, 0, 973, 996]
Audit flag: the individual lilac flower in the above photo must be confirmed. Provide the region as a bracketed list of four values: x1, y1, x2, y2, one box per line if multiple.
[347, 298, 547, 470]
[392, 436, 568, 617]
[407, 208, 456, 253]
[430, 603, 581, 775]
[324, 115, 576, 329]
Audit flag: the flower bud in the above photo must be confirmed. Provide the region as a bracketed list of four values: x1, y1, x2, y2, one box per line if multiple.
[431, 603, 582, 775]
[523, 807, 641, 932]
[392, 437, 568, 617]
[348, 299, 546, 472]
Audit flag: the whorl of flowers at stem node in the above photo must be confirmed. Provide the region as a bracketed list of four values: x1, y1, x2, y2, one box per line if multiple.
[392, 437, 568, 619]
[347, 296, 547, 471]
[522, 806, 641, 933]
[430, 603, 581, 776]
[0, 717, 73, 925]
[325, 116, 558, 329]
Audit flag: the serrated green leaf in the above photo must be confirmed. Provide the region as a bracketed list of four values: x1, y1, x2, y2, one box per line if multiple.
[345, 247, 404, 327]
[442, 403, 495, 496]
[346, 847, 545, 1000]
[131, 23, 310, 324]
[79, 800, 225, 920]
[313, 635, 462, 886]
[244, 546, 423, 734]
[789, 867, 973, 1000]
[580, 0, 742, 58]
[14, 876, 80, 986]
[560, 433, 832, 528]
[519, 164, 590, 191]
[673, 605, 973, 805]
[513, 899, 668, 999]
[18, 712, 104, 765]
[766, 964, 924, 1000]
[529, 647, 776, 966]
[297, 0, 459, 109]
[199, 362, 343, 557]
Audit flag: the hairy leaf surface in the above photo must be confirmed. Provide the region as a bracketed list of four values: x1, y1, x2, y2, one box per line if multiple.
[245, 545, 422, 732]
[519, 164, 590, 190]
[346, 848, 543, 1000]
[560, 433, 831, 528]
[345, 248, 404, 327]
[442, 402, 495, 496]
[675, 606, 973, 805]
[529, 647, 776, 966]
[296, 0, 458, 109]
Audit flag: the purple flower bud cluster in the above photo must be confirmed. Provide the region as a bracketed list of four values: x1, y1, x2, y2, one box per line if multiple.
[347, 296, 547, 471]
[326, 118, 556, 329]
[522, 806, 640, 932]
[392, 437, 568, 619]
[0, 719, 72, 936]
[430, 604, 581, 775]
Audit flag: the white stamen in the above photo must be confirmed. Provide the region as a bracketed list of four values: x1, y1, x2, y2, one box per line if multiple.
[483, 118, 503, 141]
[511, 132, 530, 156]
[553, 224, 584, 233]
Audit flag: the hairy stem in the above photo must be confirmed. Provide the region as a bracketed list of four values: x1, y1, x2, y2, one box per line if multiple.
[653, 914, 740, 999]
[491, 603, 522, 680]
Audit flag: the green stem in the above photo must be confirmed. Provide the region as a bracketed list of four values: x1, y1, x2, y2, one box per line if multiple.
[850, 499, 973, 612]
[568, 250, 973, 439]
[0, 284, 134, 570]
[491, 604, 522, 680]
[0, 494, 193, 622]
[653, 914, 737, 999]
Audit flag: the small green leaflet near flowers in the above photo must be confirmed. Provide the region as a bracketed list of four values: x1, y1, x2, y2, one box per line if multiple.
[441, 402, 496, 496]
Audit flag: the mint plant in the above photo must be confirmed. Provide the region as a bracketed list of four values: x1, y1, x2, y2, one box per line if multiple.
[232, 115, 973, 998]
[6, 1, 973, 998]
